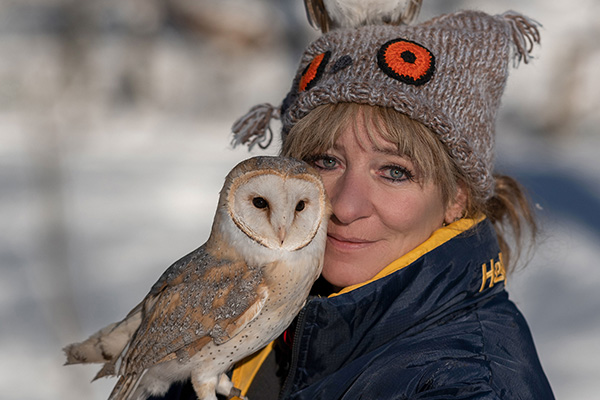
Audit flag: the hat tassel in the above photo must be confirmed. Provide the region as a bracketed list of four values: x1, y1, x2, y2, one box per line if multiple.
[231, 103, 279, 150]
[502, 11, 541, 64]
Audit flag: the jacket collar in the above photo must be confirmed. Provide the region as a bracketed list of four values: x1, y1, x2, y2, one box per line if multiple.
[330, 215, 488, 297]
[285, 216, 506, 393]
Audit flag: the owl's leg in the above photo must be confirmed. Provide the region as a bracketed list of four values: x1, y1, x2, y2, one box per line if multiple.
[216, 373, 246, 400]
[128, 367, 172, 400]
[191, 374, 218, 400]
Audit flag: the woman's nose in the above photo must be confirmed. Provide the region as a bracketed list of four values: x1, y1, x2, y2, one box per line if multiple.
[328, 169, 373, 225]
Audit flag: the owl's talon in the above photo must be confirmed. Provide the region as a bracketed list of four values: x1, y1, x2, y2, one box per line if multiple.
[227, 386, 243, 399]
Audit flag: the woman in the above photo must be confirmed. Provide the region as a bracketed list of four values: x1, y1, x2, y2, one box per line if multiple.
[158, 6, 554, 400]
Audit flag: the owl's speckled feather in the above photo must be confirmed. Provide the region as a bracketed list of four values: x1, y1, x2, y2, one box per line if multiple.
[64, 156, 330, 400]
[123, 249, 263, 368]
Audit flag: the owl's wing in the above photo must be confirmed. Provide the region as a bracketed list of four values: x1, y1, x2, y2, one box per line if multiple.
[119, 245, 266, 373]
[304, 0, 331, 32]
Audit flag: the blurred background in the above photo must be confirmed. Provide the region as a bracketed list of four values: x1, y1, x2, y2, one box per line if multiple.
[1, 0, 599, 399]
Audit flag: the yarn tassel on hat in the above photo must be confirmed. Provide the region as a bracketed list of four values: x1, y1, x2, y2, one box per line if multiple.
[502, 11, 541, 64]
[231, 103, 279, 150]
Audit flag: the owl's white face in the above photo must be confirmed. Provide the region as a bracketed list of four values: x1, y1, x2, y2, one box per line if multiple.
[227, 170, 327, 252]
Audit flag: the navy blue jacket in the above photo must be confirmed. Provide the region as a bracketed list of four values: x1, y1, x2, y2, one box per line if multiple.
[271, 218, 554, 399]
[155, 218, 554, 399]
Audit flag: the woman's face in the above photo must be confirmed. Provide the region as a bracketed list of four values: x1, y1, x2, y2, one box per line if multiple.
[310, 113, 462, 288]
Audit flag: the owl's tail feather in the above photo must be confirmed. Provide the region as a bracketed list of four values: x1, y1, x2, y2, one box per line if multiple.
[63, 308, 142, 367]
[108, 372, 144, 400]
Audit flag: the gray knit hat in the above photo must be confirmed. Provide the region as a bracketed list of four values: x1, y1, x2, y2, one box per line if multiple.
[232, 9, 541, 202]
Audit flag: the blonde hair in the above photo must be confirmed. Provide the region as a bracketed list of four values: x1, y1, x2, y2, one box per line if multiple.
[281, 103, 537, 273]
[282, 103, 460, 204]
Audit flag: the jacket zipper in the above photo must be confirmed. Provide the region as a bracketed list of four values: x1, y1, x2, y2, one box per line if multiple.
[278, 305, 309, 400]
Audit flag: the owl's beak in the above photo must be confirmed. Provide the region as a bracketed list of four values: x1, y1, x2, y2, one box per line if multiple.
[277, 226, 286, 245]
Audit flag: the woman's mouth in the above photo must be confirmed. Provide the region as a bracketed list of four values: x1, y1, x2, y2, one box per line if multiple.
[327, 233, 376, 251]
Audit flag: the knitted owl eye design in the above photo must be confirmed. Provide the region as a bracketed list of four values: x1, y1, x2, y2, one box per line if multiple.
[298, 51, 331, 92]
[377, 39, 435, 86]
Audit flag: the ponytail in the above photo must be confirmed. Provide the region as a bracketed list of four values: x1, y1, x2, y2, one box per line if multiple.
[481, 174, 538, 273]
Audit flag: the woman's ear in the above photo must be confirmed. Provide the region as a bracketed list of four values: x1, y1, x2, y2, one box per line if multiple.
[444, 181, 468, 225]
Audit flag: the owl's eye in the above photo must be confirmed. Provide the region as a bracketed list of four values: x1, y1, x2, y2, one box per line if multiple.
[295, 200, 306, 212]
[252, 197, 269, 209]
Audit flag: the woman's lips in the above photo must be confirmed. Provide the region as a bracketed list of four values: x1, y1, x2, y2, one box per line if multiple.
[327, 233, 376, 251]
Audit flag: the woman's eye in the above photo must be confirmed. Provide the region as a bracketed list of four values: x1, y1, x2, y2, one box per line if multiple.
[382, 166, 413, 182]
[312, 155, 338, 170]
[389, 167, 405, 179]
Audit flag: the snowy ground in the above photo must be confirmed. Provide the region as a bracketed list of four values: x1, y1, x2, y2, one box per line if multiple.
[1, 1, 599, 399]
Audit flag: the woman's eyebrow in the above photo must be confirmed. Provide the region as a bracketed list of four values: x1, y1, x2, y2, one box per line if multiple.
[372, 145, 405, 158]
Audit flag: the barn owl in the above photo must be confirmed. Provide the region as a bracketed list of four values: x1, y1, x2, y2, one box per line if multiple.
[63, 156, 330, 400]
[304, 0, 422, 32]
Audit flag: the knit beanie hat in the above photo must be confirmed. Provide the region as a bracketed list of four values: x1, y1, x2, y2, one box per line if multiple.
[232, 8, 541, 202]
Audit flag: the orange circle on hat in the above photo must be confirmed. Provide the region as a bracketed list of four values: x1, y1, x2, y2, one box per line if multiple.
[299, 51, 331, 92]
[377, 39, 435, 85]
